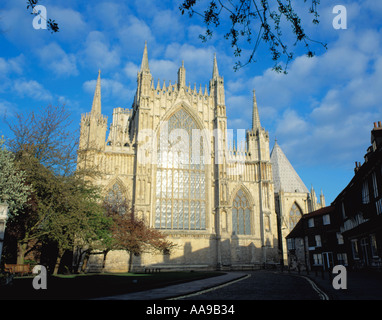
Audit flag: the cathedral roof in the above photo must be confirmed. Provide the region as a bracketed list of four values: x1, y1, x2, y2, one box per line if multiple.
[270, 141, 309, 194]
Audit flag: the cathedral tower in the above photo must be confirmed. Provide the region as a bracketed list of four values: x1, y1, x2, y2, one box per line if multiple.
[78, 70, 108, 152]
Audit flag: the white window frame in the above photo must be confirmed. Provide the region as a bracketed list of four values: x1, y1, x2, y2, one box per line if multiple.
[377, 199, 382, 215]
[362, 180, 370, 204]
[336, 232, 344, 245]
[313, 253, 323, 265]
[323, 214, 330, 225]
[351, 239, 360, 260]
[341, 202, 346, 219]
[315, 235, 322, 247]
[308, 218, 314, 228]
[370, 234, 379, 258]
[372, 172, 378, 198]
[337, 253, 348, 266]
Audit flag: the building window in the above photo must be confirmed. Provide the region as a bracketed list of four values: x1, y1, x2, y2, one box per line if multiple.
[106, 182, 127, 215]
[155, 108, 206, 230]
[362, 180, 370, 204]
[313, 254, 323, 265]
[341, 202, 346, 219]
[315, 235, 322, 247]
[372, 172, 378, 198]
[232, 189, 251, 235]
[336, 232, 344, 245]
[287, 238, 295, 250]
[289, 203, 302, 230]
[351, 239, 360, 260]
[337, 253, 348, 266]
[370, 234, 379, 258]
[377, 199, 382, 215]
[323, 214, 330, 225]
[308, 218, 314, 228]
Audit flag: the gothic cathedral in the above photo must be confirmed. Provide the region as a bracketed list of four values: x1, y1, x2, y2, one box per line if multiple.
[77, 43, 324, 272]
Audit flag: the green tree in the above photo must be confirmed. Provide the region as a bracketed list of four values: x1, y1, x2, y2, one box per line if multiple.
[179, 0, 327, 73]
[47, 175, 111, 275]
[6, 153, 111, 274]
[3, 105, 110, 273]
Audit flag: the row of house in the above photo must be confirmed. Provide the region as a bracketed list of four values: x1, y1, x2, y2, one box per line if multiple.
[286, 122, 382, 271]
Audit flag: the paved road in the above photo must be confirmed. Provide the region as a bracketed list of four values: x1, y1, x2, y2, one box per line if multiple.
[180, 270, 324, 300]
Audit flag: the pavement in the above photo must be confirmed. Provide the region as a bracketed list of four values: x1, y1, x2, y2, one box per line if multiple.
[94, 269, 382, 300]
[287, 269, 382, 300]
[93, 272, 249, 300]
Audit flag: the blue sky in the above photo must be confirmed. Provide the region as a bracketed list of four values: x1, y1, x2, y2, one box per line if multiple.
[0, 0, 381, 205]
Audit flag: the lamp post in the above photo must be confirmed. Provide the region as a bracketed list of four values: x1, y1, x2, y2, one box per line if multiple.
[0, 202, 9, 266]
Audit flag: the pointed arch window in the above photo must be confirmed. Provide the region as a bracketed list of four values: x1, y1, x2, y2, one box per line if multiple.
[106, 182, 127, 215]
[232, 189, 251, 235]
[155, 108, 207, 230]
[289, 203, 302, 230]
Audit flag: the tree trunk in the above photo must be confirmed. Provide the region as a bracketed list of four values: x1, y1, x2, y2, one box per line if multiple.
[101, 250, 109, 273]
[17, 242, 27, 264]
[128, 251, 133, 273]
[53, 248, 64, 275]
[81, 250, 90, 273]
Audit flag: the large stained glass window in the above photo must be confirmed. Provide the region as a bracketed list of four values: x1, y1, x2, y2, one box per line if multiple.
[155, 108, 206, 230]
[289, 203, 302, 230]
[106, 182, 127, 215]
[232, 189, 251, 235]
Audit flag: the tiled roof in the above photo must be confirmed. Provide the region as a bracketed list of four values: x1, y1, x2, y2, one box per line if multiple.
[270, 141, 309, 193]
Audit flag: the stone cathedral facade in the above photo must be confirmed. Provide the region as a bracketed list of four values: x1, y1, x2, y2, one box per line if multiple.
[77, 43, 324, 272]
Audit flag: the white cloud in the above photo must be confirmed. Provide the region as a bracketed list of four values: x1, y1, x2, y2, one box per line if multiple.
[118, 16, 154, 54]
[123, 61, 140, 79]
[164, 43, 219, 83]
[275, 109, 308, 137]
[49, 6, 88, 41]
[226, 95, 252, 129]
[81, 31, 121, 71]
[187, 25, 206, 43]
[149, 59, 179, 84]
[238, 23, 382, 167]
[37, 43, 78, 77]
[88, 2, 129, 31]
[13, 80, 53, 101]
[0, 1, 47, 47]
[0, 55, 24, 93]
[152, 9, 184, 40]
[0, 99, 15, 116]
[83, 78, 133, 103]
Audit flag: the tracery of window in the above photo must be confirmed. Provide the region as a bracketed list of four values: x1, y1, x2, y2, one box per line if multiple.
[289, 203, 302, 230]
[155, 108, 206, 230]
[106, 183, 127, 215]
[232, 189, 251, 235]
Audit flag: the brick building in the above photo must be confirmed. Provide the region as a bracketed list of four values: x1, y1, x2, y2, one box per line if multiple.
[287, 121, 382, 272]
[332, 121, 382, 270]
[286, 206, 347, 271]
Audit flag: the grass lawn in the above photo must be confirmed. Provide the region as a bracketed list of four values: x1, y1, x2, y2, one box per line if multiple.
[0, 271, 224, 300]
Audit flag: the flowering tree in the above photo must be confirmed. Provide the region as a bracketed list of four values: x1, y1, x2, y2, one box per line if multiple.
[102, 198, 175, 272]
[0, 137, 30, 218]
